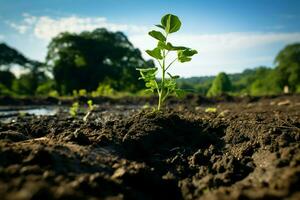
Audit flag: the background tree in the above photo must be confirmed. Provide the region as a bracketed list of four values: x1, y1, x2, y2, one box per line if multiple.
[12, 70, 49, 95]
[249, 67, 281, 96]
[0, 43, 27, 92]
[274, 43, 300, 92]
[0, 42, 49, 95]
[207, 72, 232, 97]
[0, 43, 31, 69]
[0, 70, 15, 89]
[46, 28, 154, 95]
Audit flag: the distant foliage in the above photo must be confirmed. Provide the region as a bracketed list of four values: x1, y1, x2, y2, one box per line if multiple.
[1, 36, 299, 97]
[274, 43, 300, 92]
[0, 70, 15, 89]
[91, 83, 114, 97]
[46, 28, 153, 95]
[207, 72, 232, 97]
[248, 68, 281, 96]
[0, 43, 50, 95]
[0, 83, 13, 96]
[12, 71, 49, 95]
[36, 80, 56, 96]
[0, 43, 31, 68]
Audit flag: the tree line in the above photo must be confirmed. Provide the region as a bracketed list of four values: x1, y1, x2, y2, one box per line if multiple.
[178, 43, 300, 96]
[0, 28, 299, 97]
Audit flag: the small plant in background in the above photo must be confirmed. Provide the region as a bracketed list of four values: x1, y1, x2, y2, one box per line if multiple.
[79, 89, 87, 97]
[207, 72, 232, 97]
[72, 89, 88, 97]
[72, 90, 78, 97]
[69, 100, 94, 121]
[48, 90, 59, 97]
[87, 100, 94, 110]
[18, 111, 26, 117]
[205, 107, 217, 113]
[91, 83, 114, 97]
[83, 100, 94, 122]
[69, 102, 79, 117]
[137, 14, 197, 111]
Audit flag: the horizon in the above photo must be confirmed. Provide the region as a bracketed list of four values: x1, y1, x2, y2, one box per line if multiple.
[0, 0, 300, 77]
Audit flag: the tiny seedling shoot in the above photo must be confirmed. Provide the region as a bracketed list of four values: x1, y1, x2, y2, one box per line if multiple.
[69, 102, 79, 117]
[83, 100, 94, 122]
[137, 14, 197, 111]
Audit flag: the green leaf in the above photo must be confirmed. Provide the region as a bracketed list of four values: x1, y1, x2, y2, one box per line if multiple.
[149, 30, 166, 42]
[157, 41, 187, 51]
[136, 67, 157, 72]
[144, 88, 154, 93]
[136, 67, 158, 81]
[167, 42, 187, 51]
[181, 49, 198, 57]
[161, 14, 181, 34]
[177, 49, 197, 63]
[146, 48, 163, 60]
[167, 72, 180, 79]
[155, 24, 165, 29]
[164, 79, 177, 90]
[178, 56, 192, 63]
[145, 80, 157, 89]
[157, 41, 170, 50]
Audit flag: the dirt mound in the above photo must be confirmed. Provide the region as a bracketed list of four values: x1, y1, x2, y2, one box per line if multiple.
[0, 96, 300, 199]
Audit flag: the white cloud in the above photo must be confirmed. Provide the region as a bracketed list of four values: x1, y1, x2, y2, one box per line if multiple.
[131, 32, 300, 54]
[6, 13, 38, 34]
[0, 34, 4, 41]
[34, 16, 143, 40]
[7, 22, 29, 34]
[8, 14, 148, 40]
[22, 13, 37, 25]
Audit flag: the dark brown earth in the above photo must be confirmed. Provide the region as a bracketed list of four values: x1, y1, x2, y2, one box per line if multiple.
[0, 95, 300, 200]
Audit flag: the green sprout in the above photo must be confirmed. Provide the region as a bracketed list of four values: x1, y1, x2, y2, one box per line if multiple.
[137, 14, 198, 111]
[87, 100, 94, 110]
[83, 100, 94, 122]
[69, 102, 79, 117]
[205, 107, 217, 113]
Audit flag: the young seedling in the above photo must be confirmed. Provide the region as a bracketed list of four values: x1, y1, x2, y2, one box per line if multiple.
[83, 100, 94, 122]
[205, 107, 217, 113]
[137, 14, 197, 111]
[86, 100, 93, 110]
[69, 102, 79, 117]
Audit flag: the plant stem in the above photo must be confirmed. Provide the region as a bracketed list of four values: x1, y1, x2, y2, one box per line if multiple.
[157, 92, 162, 110]
[158, 51, 165, 111]
[157, 33, 169, 111]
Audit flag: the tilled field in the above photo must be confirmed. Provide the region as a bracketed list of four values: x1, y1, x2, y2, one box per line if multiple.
[0, 95, 300, 200]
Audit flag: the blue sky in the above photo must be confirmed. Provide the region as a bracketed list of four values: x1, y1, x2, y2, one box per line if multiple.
[0, 0, 300, 77]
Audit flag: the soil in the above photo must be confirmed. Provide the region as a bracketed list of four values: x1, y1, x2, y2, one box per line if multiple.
[0, 95, 300, 200]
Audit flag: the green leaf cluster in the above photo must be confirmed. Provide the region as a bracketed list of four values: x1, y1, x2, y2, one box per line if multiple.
[137, 14, 198, 110]
[87, 100, 94, 110]
[69, 102, 79, 117]
[136, 67, 158, 93]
